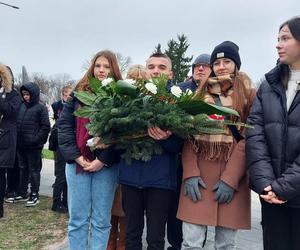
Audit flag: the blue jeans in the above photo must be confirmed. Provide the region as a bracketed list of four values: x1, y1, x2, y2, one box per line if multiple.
[66, 163, 118, 250]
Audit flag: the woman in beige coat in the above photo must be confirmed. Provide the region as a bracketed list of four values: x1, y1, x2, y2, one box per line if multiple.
[177, 41, 256, 249]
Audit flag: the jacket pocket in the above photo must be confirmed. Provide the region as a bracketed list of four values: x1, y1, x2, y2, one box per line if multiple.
[0, 128, 10, 149]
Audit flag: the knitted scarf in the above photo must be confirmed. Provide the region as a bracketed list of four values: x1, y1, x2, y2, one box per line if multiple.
[191, 79, 235, 161]
[75, 117, 94, 173]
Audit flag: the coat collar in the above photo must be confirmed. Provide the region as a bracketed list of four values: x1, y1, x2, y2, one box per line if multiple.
[265, 65, 300, 114]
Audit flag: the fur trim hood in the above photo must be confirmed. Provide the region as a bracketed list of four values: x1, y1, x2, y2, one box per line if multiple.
[0, 63, 13, 93]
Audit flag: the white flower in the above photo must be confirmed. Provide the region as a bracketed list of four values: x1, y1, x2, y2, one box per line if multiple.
[86, 138, 96, 147]
[145, 82, 158, 94]
[170, 86, 183, 98]
[123, 79, 136, 85]
[185, 89, 193, 95]
[101, 78, 113, 86]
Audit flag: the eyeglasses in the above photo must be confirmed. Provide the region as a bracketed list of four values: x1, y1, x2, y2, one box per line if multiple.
[194, 64, 210, 69]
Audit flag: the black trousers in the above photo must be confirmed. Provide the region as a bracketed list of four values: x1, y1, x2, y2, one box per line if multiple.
[167, 164, 183, 250]
[122, 185, 172, 250]
[261, 199, 300, 250]
[0, 168, 5, 217]
[18, 148, 42, 195]
[6, 155, 20, 194]
[0, 168, 6, 200]
[52, 148, 67, 206]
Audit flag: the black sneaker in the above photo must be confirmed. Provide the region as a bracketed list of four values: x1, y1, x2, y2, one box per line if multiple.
[26, 193, 39, 207]
[4, 196, 16, 203]
[15, 195, 29, 202]
[4, 192, 17, 203]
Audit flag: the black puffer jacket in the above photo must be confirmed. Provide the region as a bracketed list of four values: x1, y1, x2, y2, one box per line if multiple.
[246, 65, 300, 207]
[17, 82, 50, 149]
[57, 94, 120, 166]
[0, 64, 22, 168]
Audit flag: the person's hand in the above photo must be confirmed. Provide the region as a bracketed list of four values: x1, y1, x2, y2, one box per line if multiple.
[260, 185, 286, 204]
[212, 180, 235, 204]
[148, 126, 172, 140]
[83, 159, 104, 172]
[184, 176, 207, 202]
[75, 156, 91, 168]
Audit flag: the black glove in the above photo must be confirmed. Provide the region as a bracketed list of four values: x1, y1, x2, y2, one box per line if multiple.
[212, 180, 235, 204]
[184, 176, 207, 202]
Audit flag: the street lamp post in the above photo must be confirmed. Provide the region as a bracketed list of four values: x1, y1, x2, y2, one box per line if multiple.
[0, 1, 19, 9]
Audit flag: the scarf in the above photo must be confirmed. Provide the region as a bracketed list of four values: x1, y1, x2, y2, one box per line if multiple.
[76, 117, 95, 173]
[191, 78, 234, 161]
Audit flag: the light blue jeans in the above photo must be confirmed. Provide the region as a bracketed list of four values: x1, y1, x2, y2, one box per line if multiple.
[182, 222, 237, 250]
[66, 163, 118, 250]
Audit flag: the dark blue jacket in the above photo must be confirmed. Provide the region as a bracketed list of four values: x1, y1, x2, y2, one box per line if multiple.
[246, 65, 300, 207]
[51, 100, 64, 120]
[118, 80, 183, 190]
[178, 78, 198, 92]
[118, 135, 183, 190]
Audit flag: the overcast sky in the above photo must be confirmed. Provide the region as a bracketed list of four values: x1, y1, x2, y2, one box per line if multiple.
[1, 0, 299, 83]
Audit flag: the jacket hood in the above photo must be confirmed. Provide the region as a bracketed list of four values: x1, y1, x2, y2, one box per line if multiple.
[0, 63, 13, 93]
[20, 82, 40, 104]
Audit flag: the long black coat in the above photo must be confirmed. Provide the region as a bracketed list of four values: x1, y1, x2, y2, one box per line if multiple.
[17, 82, 50, 149]
[0, 63, 22, 169]
[246, 65, 300, 207]
[0, 89, 22, 168]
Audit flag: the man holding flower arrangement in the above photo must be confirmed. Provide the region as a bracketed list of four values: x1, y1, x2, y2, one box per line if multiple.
[118, 53, 184, 250]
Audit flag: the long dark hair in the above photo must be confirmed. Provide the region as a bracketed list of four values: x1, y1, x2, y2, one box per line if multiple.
[279, 16, 300, 87]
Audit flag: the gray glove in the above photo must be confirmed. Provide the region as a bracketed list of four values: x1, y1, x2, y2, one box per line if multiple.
[184, 177, 207, 202]
[212, 180, 235, 204]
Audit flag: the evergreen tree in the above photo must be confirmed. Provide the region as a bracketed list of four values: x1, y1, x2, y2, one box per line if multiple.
[165, 34, 193, 84]
[153, 35, 192, 83]
[153, 43, 162, 53]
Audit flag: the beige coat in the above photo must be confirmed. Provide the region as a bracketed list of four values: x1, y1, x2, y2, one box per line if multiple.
[177, 140, 251, 229]
[177, 80, 256, 230]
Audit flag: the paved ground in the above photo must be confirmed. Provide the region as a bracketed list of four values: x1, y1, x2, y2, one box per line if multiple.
[41, 159, 263, 250]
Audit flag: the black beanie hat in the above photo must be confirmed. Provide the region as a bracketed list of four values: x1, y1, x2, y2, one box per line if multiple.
[210, 41, 241, 70]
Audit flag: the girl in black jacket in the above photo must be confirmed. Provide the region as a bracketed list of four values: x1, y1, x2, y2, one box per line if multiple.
[246, 16, 300, 250]
[58, 50, 122, 250]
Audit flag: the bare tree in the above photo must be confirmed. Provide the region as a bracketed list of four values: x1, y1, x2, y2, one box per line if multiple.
[48, 73, 73, 101]
[31, 72, 50, 95]
[116, 52, 132, 74]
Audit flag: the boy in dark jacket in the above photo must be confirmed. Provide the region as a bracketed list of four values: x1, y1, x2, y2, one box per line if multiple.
[17, 82, 50, 206]
[118, 53, 183, 250]
[50, 84, 72, 213]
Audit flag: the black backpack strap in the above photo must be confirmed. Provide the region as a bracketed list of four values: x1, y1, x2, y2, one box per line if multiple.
[212, 95, 244, 143]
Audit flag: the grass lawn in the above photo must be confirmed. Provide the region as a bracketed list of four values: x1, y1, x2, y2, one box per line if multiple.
[0, 196, 68, 249]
